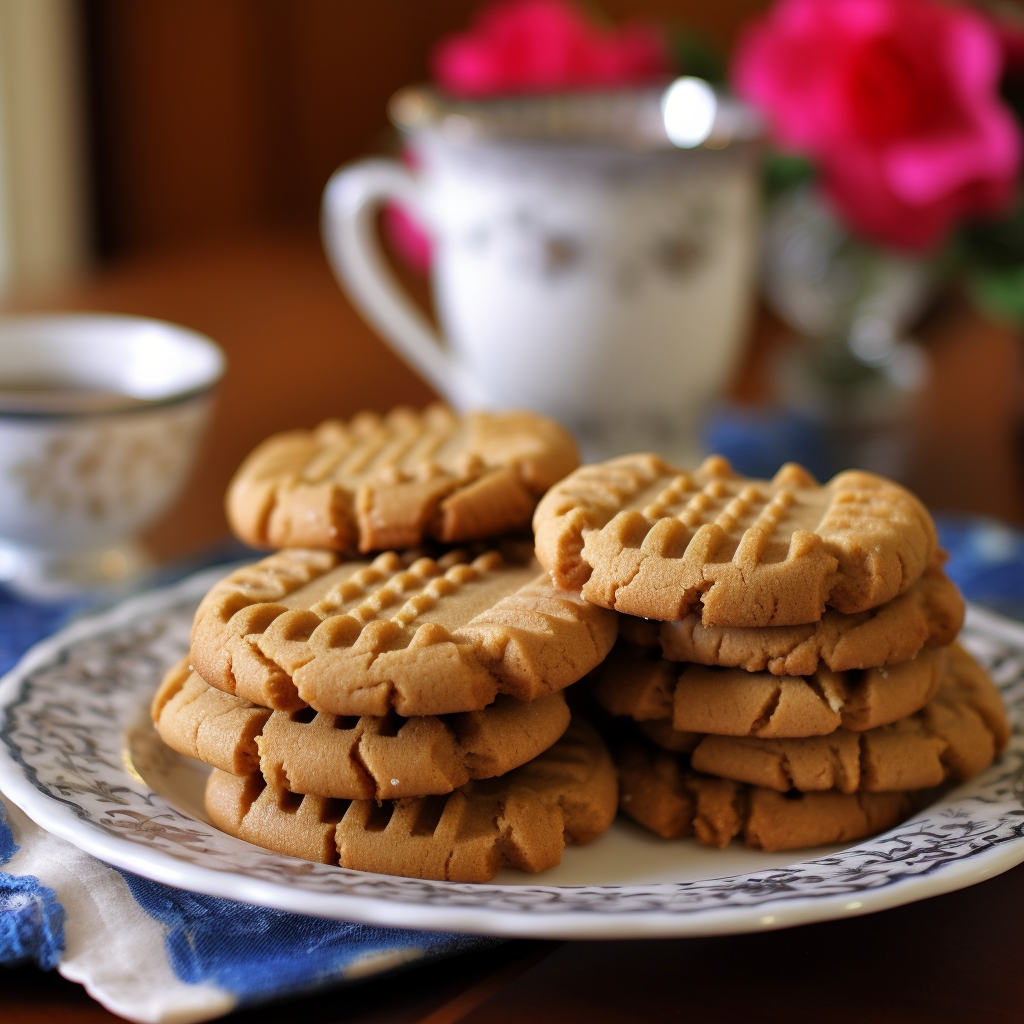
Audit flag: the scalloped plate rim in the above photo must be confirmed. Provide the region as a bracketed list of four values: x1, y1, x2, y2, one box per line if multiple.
[0, 566, 1022, 940]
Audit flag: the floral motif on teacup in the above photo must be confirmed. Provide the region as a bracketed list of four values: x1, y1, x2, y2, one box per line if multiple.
[11, 417, 201, 522]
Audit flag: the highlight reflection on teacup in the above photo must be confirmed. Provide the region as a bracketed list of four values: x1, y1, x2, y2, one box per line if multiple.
[0, 314, 225, 598]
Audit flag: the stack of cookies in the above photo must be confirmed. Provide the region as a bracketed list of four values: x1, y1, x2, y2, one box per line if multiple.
[532, 453, 1010, 851]
[152, 405, 620, 882]
[152, 410, 1010, 875]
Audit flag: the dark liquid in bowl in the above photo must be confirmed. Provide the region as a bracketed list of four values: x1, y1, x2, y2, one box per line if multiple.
[0, 377, 151, 414]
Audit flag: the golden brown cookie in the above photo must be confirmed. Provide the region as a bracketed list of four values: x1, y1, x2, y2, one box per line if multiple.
[226, 404, 579, 553]
[190, 547, 617, 716]
[153, 659, 571, 800]
[152, 659, 270, 776]
[533, 454, 938, 626]
[621, 558, 964, 675]
[591, 643, 946, 738]
[616, 741, 915, 851]
[642, 646, 1009, 793]
[204, 720, 618, 882]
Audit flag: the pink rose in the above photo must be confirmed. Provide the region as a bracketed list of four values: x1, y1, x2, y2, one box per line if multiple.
[732, 0, 1022, 250]
[431, 0, 670, 98]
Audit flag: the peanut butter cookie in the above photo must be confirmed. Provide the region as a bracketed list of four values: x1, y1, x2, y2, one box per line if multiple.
[227, 404, 578, 553]
[190, 547, 617, 716]
[205, 720, 617, 881]
[534, 454, 937, 626]
[154, 659, 571, 800]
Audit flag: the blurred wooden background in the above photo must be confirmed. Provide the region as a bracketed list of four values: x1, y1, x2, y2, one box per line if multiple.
[81, 0, 770, 258]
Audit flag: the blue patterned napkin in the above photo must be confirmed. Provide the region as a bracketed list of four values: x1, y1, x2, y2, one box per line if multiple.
[0, 546, 497, 1023]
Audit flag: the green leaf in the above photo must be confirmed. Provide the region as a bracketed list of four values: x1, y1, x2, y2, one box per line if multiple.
[668, 28, 726, 84]
[763, 152, 814, 200]
[968, 264, 1024, 327]
[957, 189, 1024, 268]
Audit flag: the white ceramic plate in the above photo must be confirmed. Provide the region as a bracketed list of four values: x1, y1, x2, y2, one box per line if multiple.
[1, 566, 1023, 940]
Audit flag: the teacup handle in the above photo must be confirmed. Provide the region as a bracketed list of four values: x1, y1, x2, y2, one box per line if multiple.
[321, 160, 485, 409]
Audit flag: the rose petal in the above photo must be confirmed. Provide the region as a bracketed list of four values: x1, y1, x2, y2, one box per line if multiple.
[431, 0, 670, 97]
[732, 0, 1023, 251]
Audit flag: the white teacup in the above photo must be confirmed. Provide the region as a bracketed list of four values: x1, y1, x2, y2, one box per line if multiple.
[322, 83, 760, 460]
[0, 313, 225, 598]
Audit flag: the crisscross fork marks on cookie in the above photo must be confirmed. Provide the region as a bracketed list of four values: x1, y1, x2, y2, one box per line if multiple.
[581, 470, 836, 624]
[534, 454, 937, 626]
[636, 476, 803, 574]
[642, 466, 794, 534]
[281, 551, 517, 669]
[227, 404, 579, 552]
[301, 550, 488, 626]
[191, 548, 617, 717]
[197, 551, 508, 709]
[292, 558, 618, 717]
[190, 549, 424, 710]
[223, 549, 341, 607]
[236, 404, 457, 510]
[325, 406, 450, 480]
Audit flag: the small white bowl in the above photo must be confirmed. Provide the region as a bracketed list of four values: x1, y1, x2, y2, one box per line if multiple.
[0, 313, 225, 598]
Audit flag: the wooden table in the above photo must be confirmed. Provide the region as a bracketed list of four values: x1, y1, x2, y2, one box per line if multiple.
[5, 229, 1024, 1023]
